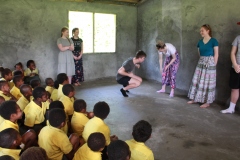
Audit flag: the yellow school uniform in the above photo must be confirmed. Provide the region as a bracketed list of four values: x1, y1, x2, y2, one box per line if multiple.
[45, 86, 54, 94]
[73, 143, 101, 160]
[59, 95, 74, 118]
[24, 101, 47, 127]
[17, 96, 30, 111]
[0, 120, 19, 132]
[0, 147, 21, 160]
[71, 112, 89, 136]
[38, 126, 73, 160]
[24, 68, 39, 77]
[10, 85, 22, 100]
[0, 78, 14, 90]
[0, 116, 4, 124]
[50, 88, 58, 101]
[57, 84, 63, 100]
[43, 100, 50, 110]
[82, 117, 111, 145]
[0, 91, 11, 100]
[125, 139, 154, 160]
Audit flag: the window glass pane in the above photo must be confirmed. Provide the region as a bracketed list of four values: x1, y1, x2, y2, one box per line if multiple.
[69, 11, 93, 53]
[94, 13, 116, 53]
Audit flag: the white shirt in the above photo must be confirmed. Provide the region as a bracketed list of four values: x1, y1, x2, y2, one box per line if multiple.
[158, 43, 176, 57]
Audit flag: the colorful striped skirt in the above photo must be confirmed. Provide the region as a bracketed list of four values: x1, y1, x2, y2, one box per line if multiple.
[162, 52, 180, 89]
[188, 56, 216, 103]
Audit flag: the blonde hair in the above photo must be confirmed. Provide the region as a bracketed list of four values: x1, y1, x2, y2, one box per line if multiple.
[61, 27, 69, 37]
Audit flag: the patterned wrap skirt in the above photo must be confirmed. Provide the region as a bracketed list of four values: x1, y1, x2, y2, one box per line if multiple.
[162, 52, 180, 89]
[188, 56, 216, 103]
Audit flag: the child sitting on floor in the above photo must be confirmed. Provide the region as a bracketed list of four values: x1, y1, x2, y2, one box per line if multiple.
[73, 132, 106, 160]
[30, 79, 41, 90]
[10, 75, 24, 100]
[71, 99, 94, 137]
[0, 81, 16, 101]
[0, 128, 22, 159]
[0, 68, 14, 89]
[24, 87, 47, 134]
[45, 78, 54, 94]
[17, 84, 32, 111]
[0, 101, 36, 150]
[24, 60, 40, 84]
[38, 108, 80, 160]
[57, 73, 69, 100]
[13, 62, 24, 77]
[50, 80, 59, 101]
[108, 140, 131, 160]
[125, 120, 154, 160]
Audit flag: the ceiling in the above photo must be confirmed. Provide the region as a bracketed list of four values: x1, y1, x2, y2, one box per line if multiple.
[53, 0, 148, 6]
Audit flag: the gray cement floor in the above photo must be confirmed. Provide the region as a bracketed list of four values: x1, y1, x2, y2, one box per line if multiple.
[74, 78, 240, 160]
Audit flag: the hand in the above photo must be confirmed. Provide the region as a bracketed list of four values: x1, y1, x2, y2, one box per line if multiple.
[110, 135, 118, 141]
[128, 72, 134, 78]
[135, 64, 140, 69]
[233, 64, 240, 73]
[73, 56, 78, 60]
[164, 65, 170, 71]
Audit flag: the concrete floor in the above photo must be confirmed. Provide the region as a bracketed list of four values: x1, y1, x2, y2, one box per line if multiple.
[74, 78, 240, 160]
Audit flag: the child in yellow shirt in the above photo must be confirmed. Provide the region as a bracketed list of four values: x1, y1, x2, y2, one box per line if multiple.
[13, 62, 24, 78]
[0, 101, 37, 150]
[17, 84, 32, 111]
[30, 79, 41, 90]
[10, 75, 24, 100]
[108, 140, 131, 160]
[73, 132, 106, 160]
[71, 99, 94, 137]
[125, 120, 154, 160]
[0, 128, 22, 160]
[45, 78, 54, 94]
[0, 81, 16, 101]
[57, 73, 69, 100]
[60, 84, 75, 134]
[0, 68, 14, 89]
[24, 60, 41, 84]
[24, 87, 47, 134]
[82, 101, 118, 159]
[38, 108, 80, 160]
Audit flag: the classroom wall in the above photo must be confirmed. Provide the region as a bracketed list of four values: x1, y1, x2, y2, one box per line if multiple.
[137, 0, 240, 103]
[0, 0, 137, 81]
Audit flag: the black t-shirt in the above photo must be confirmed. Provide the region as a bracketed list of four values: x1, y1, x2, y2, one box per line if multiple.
[71, 37, 83, 52]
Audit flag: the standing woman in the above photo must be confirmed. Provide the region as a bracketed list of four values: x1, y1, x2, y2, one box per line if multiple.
[221, 22, 240, 114]
[71, 28, 84, 86]
[57, 27, 75, 84]
[156, 41, 180, 97]
[188, 24, 219, 108]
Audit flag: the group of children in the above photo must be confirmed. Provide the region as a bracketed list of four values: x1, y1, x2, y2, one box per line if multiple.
[0, 60, 154, 160]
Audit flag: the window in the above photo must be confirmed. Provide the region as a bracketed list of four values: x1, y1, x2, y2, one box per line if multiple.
[69, 11, 116, 53]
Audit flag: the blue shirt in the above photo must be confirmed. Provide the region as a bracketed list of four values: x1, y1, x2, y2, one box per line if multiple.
[197, 38, 218, 56]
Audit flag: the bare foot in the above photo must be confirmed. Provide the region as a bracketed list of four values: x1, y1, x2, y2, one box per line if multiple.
[200, 103, 210, 108]
[187, 100, 196, 104]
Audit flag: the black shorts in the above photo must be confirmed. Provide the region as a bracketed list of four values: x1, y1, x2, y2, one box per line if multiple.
[229, 68, 240, 89]
[117, 76, 131, 87]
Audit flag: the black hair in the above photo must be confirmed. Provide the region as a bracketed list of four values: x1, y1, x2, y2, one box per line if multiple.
[49, 108, 66, 127]
[20, 84, 32, 95]
[30, 79, 40, 89]
[0, 128, 19, 148]
[0, 155, 14, 160]
[108, 140, 130, 160]
[0, 101, 18, 120]
[49, 101, 64, 110]
[13, 70, 23, 77]
[0, 81, 8, 89]
[62, 84, 74, 96]
[1, 68, 12, 78]
[132, 120, 152, 142]
[26, 60, 35, 67]
[74, 99, 86, 112]
[54, 80, 59, 89]
[32, 87, 46, 99]
[20, 147, 48, 160]
[13, 75, 23, 85]
[57, 73, 68, 84]
[87, 132, 106, 151]
[135, 50, 146, 59]
[14, 62, 23, 69]
[93, 101, 110, 119]
[45, 78, 53, 86]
